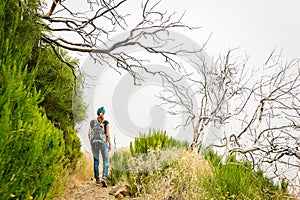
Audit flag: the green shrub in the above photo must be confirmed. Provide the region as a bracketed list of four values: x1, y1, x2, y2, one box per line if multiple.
[33, 47, 86, 169]
[203, 150, 289, 199]
[129, 129, 188, 155]
[109, 130, 188, 196]
[108, 148, 131, 186]
[0, 1, 81, 198]
[0, 65, 66, 199]
[63, 125, 83, 168]
[109, 141, 290, 199]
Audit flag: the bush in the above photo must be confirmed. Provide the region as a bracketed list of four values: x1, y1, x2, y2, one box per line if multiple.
[63, 125, 82, 168]
[203, 150, 289, 199]
[33, 47, 86, 169]
[109, 137, 290, 199]
[129, 129, 188, 155]
[0, 66, 66, 199]
[109, 129, 188, 196]
[139, 151, 212, 199]
[0, 1, 79, 198]
[108, 148, 132, 186]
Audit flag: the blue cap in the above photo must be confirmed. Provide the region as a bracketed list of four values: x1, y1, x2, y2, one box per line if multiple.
[97, 107, 105, 115]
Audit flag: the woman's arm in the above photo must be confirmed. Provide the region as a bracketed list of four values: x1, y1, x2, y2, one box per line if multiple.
[88, 126, 92, 140]
[105, 124, 111, 151]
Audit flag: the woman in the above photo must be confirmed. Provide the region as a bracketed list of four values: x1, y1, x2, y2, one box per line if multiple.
[88, 106, 111, 187]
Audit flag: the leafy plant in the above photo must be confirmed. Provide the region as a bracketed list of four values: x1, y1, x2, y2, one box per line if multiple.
[108, 148, 132, 186]
[203, 150, 289, 199]
[0, 63, 66, 199]
[129, 129, 188, 155]
[31, 46, 86, 168]
[0, 0, 85, 198]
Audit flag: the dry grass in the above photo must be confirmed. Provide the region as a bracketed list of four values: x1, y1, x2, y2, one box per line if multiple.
[137, 150, 212, 200]
[55, 152, 94, 199]
[71, 151, 94, 182]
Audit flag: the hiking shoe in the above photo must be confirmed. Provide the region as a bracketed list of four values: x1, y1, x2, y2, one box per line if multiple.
[101, 179, 108, 187]
[96, 180, 101, 185]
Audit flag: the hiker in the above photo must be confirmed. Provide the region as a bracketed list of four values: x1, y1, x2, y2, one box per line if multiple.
[88, 106, 111, 187]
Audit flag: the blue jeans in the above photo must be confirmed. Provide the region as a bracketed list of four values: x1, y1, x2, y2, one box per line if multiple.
[93, 142, 109, 181]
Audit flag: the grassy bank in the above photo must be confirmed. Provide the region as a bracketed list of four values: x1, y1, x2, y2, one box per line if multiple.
[106, 131, 293, 199]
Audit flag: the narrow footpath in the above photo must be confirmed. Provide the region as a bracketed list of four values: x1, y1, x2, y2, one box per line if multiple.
[58, 179, 115, 200]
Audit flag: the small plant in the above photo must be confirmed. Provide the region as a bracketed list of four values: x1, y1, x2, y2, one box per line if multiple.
[108, 148, 131, 186]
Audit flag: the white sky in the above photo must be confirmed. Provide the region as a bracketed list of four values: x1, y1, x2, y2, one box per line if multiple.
[63, 0, 300, 66]
[160, 0, 300, 66]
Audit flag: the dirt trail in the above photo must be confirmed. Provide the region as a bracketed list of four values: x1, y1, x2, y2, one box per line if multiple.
[56, 179, 115, 200]
[55, 153, 141, 200]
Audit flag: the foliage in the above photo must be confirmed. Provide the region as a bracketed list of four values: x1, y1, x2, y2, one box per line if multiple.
[109, 145, 291, 199]
[0, 45, 66, 199]
[138, 151, 212, 199]
[33, 46, 86, 167]
[34, 47, 86, 126]
[0, 0, 85, 198]
[1, 0, 41, 57]
[203, 150, 289, 199]
[108, 148, 132, 186]
[129, 129, 188, 155]
[109, 130, 188, 196]
[63, 125, 82, 168]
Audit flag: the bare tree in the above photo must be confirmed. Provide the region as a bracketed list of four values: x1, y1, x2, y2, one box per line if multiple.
[159, 49, 250, 150]
[161, 48, 300, 194]
[35, 0, 197, 83]
[226, 51, 300, 195]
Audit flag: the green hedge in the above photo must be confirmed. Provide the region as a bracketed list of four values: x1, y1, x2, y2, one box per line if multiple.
[0, 1, 75, 199]
[34, 47, 85, 168]
[0, 66, 66, 199]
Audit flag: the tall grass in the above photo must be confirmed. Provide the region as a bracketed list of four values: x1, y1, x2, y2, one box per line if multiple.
[203, 150, 290, 200]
